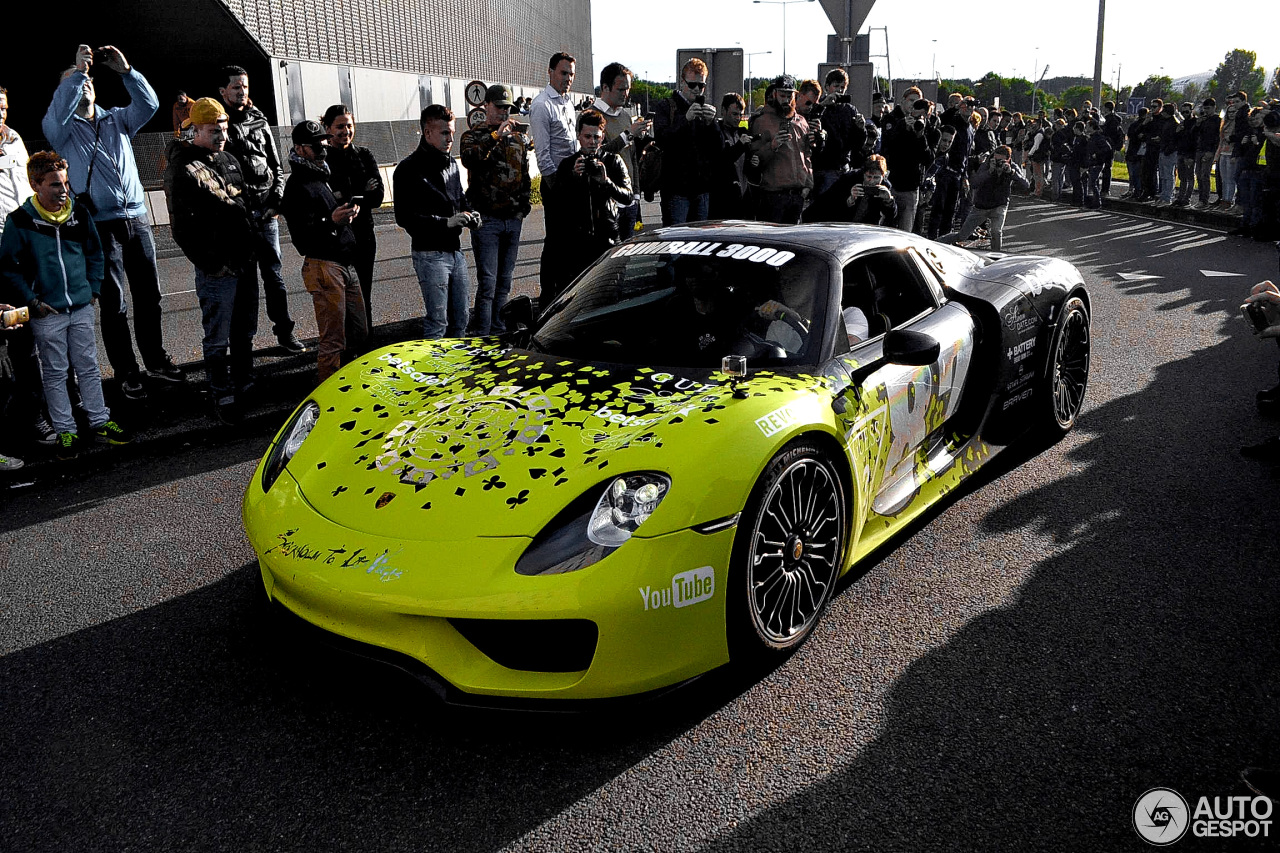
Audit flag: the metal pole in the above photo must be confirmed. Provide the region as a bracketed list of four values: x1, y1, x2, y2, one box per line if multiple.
[782, 6, 788, 76]
[1092, 0, 1105, 107]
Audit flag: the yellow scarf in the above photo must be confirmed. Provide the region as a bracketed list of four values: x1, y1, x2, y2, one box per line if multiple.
[33, 196, 73, 225]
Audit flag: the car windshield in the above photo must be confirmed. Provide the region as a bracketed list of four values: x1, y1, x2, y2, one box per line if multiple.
[530, 242, 832, 368]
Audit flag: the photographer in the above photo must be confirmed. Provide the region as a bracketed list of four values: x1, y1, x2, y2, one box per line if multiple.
[938, 146, 1028, 251]
[1230, 108, 1268, 238]
[554, 110, 632, 287]
[803, 155, 898, 226]
[806, 69, 867, 197]
[748, 75, 821, 224]
[879, 102, 932, 231]
[1193, 99, 1221, 209]
[653, 58, 721, 226]
[393, 105, 476, 337]
[710, 94, 752, 220]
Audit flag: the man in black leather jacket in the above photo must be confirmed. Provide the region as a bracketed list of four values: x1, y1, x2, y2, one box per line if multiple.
[218, 65, 304, 352]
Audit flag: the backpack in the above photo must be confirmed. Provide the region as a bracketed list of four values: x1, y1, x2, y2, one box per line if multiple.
[637, 100, 678, 199]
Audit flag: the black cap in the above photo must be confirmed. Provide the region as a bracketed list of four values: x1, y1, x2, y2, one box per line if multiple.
[769, 74, 797, 92]
[485, 84, 514, 107]
[292, 119, 332, 145]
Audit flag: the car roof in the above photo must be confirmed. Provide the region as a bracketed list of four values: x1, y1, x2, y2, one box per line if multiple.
[631, 221, 923, 267]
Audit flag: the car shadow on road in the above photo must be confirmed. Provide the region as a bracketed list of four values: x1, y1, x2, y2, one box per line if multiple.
[695, 287, 1280, 848]
[0, 559, 771, 852]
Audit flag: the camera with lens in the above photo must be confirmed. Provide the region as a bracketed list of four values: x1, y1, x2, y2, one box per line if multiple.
[832, 93, 852, 105]
[581, 152, 604, 175]
[1242, 301, 1273, 333]
[912, 119, 926, 134]
[808, 103, 827, 122]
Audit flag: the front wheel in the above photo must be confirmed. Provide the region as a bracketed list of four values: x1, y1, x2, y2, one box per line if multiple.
[1037, 295, 1090, 438]
[728, 441, 847, 661]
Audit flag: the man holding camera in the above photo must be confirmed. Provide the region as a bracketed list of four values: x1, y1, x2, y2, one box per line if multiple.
[802, 154, 898, 226]
[43, 44, 183, 401]
[748, 75, 822, 225]
[802, 70, 867, 199]
[938, 146, 1028, 251]
[554, 110, 632, 288]
[880, 100, 934, 231]
[281, 120, 365, 383]
[394, 105, 477, 338]
[460, 85, 533, 335]
[591, 63, 650, 238]
[653, 58, 722, 226]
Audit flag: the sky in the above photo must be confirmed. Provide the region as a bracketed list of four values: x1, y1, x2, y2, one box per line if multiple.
[591, 0, 1279, 92]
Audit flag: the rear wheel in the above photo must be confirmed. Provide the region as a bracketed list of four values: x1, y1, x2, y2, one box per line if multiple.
[729, 441, 847, 660]
[1038, 295, 1090, 437]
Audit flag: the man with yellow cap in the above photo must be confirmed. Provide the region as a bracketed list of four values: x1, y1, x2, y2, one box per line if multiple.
[163, 97, 258, 425]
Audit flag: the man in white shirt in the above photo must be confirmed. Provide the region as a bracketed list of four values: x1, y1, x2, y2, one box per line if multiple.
[529, 51, 579, 301]
[591, 62, 651, 238]
[0, 87, 33, 237]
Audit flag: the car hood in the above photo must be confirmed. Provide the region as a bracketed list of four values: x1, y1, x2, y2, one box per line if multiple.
[284, 339, 825, 539]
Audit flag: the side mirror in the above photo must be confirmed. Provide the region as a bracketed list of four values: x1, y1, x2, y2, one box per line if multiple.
[882, 328, 940, 366]
[499, 295, 535, 332]
[846, 328, 940, 388]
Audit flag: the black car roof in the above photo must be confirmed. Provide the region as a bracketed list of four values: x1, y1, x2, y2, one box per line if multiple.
[628, 221, 922, 266]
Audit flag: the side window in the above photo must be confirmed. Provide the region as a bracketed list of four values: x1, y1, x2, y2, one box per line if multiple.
[840, 250, 938, 343]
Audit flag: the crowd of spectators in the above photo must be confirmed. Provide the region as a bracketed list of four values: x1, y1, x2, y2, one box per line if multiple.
[3, 44, 1280, 472]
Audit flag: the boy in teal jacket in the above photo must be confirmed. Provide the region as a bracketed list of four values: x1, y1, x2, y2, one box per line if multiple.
[0, 151, 131, 458]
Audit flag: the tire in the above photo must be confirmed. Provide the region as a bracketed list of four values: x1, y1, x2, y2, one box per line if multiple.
[1038, 294, 1091, 437]
[728, 440, 847, 661]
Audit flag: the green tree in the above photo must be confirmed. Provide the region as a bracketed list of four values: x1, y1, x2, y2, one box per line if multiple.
[1132, 75, 1174, 102]
[1269, 67, 1280, 99]
[1208, 49, 1266, 101]
[630, 79, 672, 113]
[1059, 85, 1096, 110]
[939, 79, 973, 98]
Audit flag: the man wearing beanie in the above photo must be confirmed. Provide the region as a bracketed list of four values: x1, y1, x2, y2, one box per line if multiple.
[281, 120, 365, 383]
[163, 97, 258, 425]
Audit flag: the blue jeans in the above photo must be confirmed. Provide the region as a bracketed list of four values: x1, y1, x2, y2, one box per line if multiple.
[195, 268, 258, 398]
[617, 200, 640, 238]
[1158, 152, 1178, 202]
[243, 214, 295, 337]
[469, 216, 523, 335]
[891, 188, 919, 231]
[1219, 153, 1238, 204]
[412, 250, 470, 338]
[97, 212, 167, 375]
[31, 305, 111, 434]
[1238, 169, 1264, 229]
[940, 203, 1010, 251]
[660, 192, 709, 226]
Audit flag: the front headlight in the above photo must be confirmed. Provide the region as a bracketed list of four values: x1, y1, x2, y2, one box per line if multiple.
[587, 474, 670, 546]
[261, 401, 320, 492]
[515, 472, 671, 576]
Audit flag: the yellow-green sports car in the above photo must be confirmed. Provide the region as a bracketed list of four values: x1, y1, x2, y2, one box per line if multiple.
[243, 223, 1090, 705]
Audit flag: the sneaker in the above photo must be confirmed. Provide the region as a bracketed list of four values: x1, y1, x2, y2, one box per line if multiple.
[1224, 203, 1242, 215]
[148, 356, 185, 383]
[93, 420, 134, 445]
[121, 373, 147, 401]
[277, 332, 308, 353]
[32, 414, 57, 446]
[1241, 436, 1280, 462]
[213, 395, 242, 426]
[56, 431, 80, 460]
[0, 453, 24, 471]
[1119, 191, 1134, 199]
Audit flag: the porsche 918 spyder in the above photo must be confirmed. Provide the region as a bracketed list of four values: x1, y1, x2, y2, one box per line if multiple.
[243, 222, 1090, 704]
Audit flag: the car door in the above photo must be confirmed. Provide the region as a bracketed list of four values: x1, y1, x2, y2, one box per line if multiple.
[829, 248, 975, 518]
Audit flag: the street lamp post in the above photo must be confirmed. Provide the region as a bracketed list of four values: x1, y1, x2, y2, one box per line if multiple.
[752, 0, 814, 77]
[746, 50, 772, 111]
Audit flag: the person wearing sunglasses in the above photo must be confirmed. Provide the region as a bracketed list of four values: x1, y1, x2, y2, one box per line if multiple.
[651, 58, 721, 226]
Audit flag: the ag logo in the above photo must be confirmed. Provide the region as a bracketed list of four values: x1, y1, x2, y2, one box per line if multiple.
[1133, 788, 1189, 845]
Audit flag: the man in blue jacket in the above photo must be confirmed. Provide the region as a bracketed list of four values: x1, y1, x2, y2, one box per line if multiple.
[0, 152, 133, 458]
[42, 44, 182, 400]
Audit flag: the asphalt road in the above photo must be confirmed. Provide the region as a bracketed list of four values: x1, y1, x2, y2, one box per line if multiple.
[3, 200, 1280, 852]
